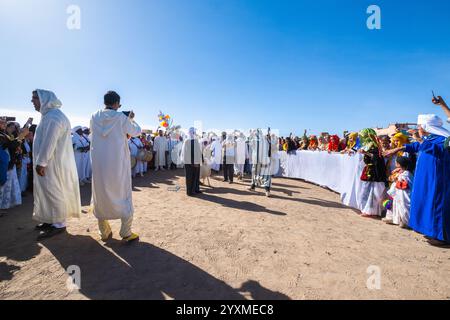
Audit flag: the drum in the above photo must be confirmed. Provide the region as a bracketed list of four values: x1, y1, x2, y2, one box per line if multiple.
[130, 156, 137, 169]
[143, 151, 153, 162]
[137, 150, 153, 162]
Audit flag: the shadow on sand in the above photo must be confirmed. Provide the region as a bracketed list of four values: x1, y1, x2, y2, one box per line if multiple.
[41, 234, 290, 300]
[196, 193, 287, 216]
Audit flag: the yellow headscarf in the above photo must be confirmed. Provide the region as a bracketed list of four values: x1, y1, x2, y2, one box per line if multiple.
[391, 133, 410, 156]
[347, 132, 358, 149]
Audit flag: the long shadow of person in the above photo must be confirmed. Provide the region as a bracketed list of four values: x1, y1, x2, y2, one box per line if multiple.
[197, 193, 286, 216]
[205, 187, 255, 197]
[132, 169, 184, 190]
[0, 201, 42, 263]
[269, 187, 297, 197]
[237, 280, 291, 300]
[271, 181, 310, 190]
[269, 194, 350, 210]
[42, 234, 246, 300]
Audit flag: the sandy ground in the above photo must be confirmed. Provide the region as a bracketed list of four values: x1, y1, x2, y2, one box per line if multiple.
[0, 169, 449, 300]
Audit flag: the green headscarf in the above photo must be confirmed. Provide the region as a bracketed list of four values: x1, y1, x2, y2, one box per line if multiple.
[358, 128, 378, 150]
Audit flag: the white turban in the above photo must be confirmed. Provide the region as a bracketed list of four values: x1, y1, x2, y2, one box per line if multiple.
[36, 89, 62, 115]
[417, 114, 450, 138]
[72, 126, 82, 134]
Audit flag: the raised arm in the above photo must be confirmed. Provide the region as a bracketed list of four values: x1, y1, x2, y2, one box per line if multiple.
[384, 140, 421, 158]
[122, 112, 141, 138]
[432, 96, 450, 121]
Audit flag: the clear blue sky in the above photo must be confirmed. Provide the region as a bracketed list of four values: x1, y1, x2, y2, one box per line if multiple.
[1, 0, 450, 136]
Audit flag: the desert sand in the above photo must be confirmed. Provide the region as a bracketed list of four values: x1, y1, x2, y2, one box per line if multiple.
[1, 169, 449, 300]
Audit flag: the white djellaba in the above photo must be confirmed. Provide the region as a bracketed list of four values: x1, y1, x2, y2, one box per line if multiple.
[153, 134, 168, 170]
[210, 136, 222, 171]
[71, 126, 87, 184]
[235, 132, 247, 177]
[90, 109, 141, 221]
[33, 89, 81, 224]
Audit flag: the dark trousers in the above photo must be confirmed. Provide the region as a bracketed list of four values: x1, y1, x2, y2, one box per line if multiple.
[244, 159, 252, 175]
[185, 164, 200, 195]
[27, 169, 34, 192]
[223, 164, 234, 182]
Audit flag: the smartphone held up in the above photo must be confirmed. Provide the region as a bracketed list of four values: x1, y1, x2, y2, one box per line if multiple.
[432, 91, 443, 105]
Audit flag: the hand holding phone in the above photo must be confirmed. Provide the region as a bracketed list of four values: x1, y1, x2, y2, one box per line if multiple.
[123, 111, 135, 119]
[432, 91, 442, 105]
[23, 117, 33, 129]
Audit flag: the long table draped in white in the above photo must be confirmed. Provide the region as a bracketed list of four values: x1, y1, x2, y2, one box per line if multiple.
[277, 151, 366, 211]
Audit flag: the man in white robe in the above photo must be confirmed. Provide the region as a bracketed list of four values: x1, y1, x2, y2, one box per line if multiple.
[90, 91, 141, 242]
[31, 89, 81, 240]
[72, 126, 88, 185]
[153, 130, 167, 171]
[210, 136, 222, 172]
[222, 134, 237, 183]
[234, 132, 246, 180]
[129, 136, 145, 177]
[182, 128, 203, 196]
[248, 129, 278, 197]
[167, 133, 178, 170]
[140, 133, 149, 173]
[172, 136, 184, 169]
[82, 127, 92, 182]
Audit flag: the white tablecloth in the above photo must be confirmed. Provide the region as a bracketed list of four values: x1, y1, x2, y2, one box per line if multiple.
[277, 151, 366, 210]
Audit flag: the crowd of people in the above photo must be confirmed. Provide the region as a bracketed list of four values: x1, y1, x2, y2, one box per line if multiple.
[0, 90, 281, 242]
[1, 90, 449, 247]
[274, 96, 450, 246]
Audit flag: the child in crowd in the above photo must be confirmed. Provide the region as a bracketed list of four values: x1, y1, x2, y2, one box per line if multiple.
[383, 156, 414, 228]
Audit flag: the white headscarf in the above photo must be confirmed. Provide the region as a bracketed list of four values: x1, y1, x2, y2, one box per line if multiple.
[417, 114, 450, 138]
[36, 89, 62, 115]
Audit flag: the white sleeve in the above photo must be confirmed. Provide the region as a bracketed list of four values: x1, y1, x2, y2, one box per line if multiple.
[123, 116, 141, 138]
[35, 118, 63, 167]
[181, 140, 187, 164]
[387, 182, 396, 197]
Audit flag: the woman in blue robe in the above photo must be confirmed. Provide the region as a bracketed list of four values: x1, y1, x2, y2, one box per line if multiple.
[385, 114, 450, 245]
